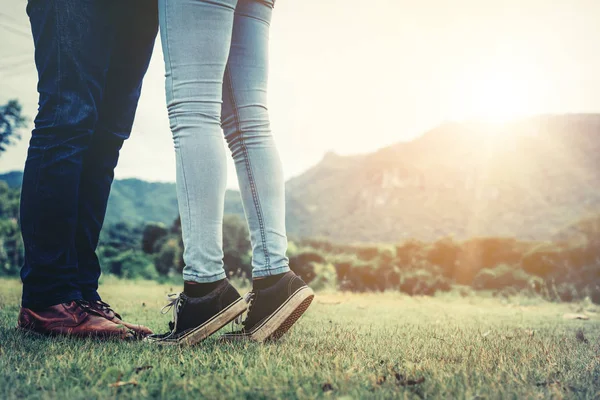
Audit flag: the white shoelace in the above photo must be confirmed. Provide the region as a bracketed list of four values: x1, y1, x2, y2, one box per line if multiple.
[161, 291, 255, 334]
[234, 292, 255, 325]
[160, 293, 182, 337]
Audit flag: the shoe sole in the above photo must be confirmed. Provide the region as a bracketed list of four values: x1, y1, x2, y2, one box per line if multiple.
[148, 297, 247, 346]
[223, 286, 314, 343]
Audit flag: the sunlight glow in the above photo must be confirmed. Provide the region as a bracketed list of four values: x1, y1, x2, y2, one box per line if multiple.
[450, 61, 545, 126]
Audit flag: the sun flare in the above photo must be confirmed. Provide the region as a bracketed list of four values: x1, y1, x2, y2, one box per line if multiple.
[450, 63, 544, 126]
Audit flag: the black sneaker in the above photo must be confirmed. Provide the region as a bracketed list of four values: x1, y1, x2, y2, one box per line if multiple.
[222, 271, 314, 342]
[145, 280, 247, 345]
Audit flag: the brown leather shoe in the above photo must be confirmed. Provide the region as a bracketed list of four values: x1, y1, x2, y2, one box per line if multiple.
[18, 301, 134, 339]
[88, 300, 153, 337]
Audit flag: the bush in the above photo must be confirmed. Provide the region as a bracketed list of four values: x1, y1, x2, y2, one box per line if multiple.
[308, 263, 338, 291]
[551, 282, 579, 302]
[426, 237, 459, 277]
[377, 246, 396, 266]
[472, 264, 536, 291]
[332, 258, 372, 291]
[354, 245, 381, 261]
[0, 181, 19, 220]
[456, 237, 527, 284]
[98, 248, 156, 279]
[0, 218, 23, 276]
[286, 241, 300, 257]
[375, 259, 401, 288]
[520, 243, 565, 277]
[154, 237, 181, 276]
[331, 254, 355, 285]
[100, 222, 143, 251]
[399, 268, 452, 296]
[395, 239, 426, 266]
[588, 284, 600, 305]
[289, 251, 327, 283]
[222, 214, 251, 278]
[560, 241, 600, 271]
[349, 261, 382, 291]
[142, 222, 168, 254]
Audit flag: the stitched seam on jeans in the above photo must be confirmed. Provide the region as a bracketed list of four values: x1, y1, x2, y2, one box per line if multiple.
[177, 143, 193, 271]
[164, 0, 192, 274]
[164, 0, 178, 128]
[225, 67, 270, 270]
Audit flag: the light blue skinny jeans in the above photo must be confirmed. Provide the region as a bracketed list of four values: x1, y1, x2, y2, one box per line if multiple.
[159, 0, 290, 282]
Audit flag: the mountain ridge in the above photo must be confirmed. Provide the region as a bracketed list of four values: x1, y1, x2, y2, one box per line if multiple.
[3, 113, 600, 242]
[285, 113, 600, 242]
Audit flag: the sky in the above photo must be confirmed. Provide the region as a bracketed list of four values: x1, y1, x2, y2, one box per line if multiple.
[2, 0, 600, 188]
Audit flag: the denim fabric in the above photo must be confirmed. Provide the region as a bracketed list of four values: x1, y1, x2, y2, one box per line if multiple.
[20, 0, 158, 308]
[159, 0, 289, 282]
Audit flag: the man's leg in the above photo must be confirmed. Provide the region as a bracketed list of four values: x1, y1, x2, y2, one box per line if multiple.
[20, 0, 117, 309]
[76, 0, 158, 301]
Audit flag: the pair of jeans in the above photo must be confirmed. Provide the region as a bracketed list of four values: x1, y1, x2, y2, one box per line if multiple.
[159, 0, 290, 282]
[20, 0, 158, 308]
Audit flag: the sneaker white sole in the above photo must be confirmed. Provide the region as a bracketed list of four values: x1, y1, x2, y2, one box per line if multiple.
[223, 286, 314, 343]
[148, 297, 248, 346]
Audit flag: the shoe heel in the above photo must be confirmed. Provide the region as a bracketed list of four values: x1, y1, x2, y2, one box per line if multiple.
[253, 287, 315, 342]
[181, 298, 248, 346]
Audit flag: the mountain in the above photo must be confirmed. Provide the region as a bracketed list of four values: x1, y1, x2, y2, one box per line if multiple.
[3, 113, 600, 242]
[285, 114, 600, 242]
[0, 172, 244, 227]
[106, 179, 244, 226]
[0, 171, 25, 189]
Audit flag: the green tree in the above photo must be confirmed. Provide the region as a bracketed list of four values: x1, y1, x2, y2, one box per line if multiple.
[0, 182, 23, 275]
[97, 221, 157, 278]
[222, 214, 251, 278]
[100, 221, 142, 250]
[154, 236, 181, 276]
[141, 222, 168, 254]
[0, 218, 23, 275]
[0, 181, 20, 219]
[0, 100, 27, 155]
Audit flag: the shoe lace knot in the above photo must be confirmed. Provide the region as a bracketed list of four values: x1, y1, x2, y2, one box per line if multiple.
[161, 293, 184, 333]
[76, 299, 120, 319]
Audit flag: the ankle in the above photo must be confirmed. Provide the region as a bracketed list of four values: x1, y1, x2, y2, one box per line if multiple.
[183, 279, 224, 298]
[253, 272, 287, 291]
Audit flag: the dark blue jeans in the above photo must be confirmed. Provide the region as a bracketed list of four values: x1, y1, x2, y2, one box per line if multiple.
[20, 0, 158, 309]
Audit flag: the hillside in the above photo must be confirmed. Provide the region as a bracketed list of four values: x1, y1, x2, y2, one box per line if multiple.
[285, 114, 600, 242]
[3, 113, 600, 242]
[0, 172, 244, 227]
[107, 179, 244, 226]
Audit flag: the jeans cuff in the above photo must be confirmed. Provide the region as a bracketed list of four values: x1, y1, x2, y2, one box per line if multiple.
[81, 291, 101, 302]
[182, 271, 227, 283]
[252, 265, 290, 279]
[21, 290, 83, 309]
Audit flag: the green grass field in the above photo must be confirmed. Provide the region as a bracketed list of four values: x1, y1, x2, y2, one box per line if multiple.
[1, 278, 599, 399]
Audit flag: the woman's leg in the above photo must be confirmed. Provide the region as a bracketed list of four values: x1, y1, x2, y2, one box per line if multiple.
[221, 0, 290, 279]
[159, 0, 237, 283]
